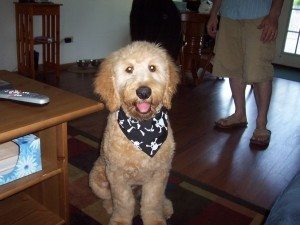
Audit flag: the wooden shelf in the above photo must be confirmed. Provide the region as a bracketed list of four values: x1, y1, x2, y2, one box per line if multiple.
[0, 161, 61, 200]
[0, 193, 64, 225]
[34, 36, 55, 45]
[34, 41, 56, 45]
[15, 3, 62, 80]
[0, 71, 103, 224]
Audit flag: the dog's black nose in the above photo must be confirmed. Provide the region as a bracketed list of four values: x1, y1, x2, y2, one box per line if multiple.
[136, 86, 152, 100]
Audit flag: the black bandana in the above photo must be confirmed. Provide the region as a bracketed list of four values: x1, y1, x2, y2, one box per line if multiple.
[117, 107, 168, 157]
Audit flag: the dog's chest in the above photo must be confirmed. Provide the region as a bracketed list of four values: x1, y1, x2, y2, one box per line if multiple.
[102, 114, 174, 181]
[121, 157, 164, 183]
[117, 108, 168, 157]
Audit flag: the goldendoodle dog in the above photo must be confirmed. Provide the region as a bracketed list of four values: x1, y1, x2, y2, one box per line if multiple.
[89, 41, 179, 225]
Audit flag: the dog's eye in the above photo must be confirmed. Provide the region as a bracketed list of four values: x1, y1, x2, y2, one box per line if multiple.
[125, 66, 134, 74]
[149, 65, 156, 72]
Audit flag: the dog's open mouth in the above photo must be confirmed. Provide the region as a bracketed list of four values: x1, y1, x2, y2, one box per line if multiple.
[136, 102, 151, 114]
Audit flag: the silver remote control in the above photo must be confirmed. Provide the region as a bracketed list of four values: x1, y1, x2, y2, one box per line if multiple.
[0, 89, 50, 105]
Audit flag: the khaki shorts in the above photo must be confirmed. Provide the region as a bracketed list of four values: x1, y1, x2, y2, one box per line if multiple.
[212, 17, 276, 84]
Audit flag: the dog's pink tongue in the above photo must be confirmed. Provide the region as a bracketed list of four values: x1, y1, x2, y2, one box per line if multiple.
[136, 102, 150, 113]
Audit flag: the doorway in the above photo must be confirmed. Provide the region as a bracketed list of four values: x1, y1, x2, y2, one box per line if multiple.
[274, 0, 300, 68]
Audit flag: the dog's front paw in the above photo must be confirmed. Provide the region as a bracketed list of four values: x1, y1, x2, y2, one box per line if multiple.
[142, 215, 167, 225]
[155, 222, 166, 225]
[145, 220, 167, 225]
[108, 219, 131, 225]
[109, 222, 130, 225]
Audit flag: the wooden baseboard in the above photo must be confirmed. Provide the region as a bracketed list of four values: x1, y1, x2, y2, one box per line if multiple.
[273, 63, 300, 71]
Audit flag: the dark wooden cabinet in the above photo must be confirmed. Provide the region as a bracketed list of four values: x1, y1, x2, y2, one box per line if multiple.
[15, 3, 62, 80]
[180, 12, 215, 85]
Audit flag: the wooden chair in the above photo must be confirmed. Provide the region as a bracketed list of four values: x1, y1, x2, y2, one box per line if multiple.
[180, 12, 214, 85]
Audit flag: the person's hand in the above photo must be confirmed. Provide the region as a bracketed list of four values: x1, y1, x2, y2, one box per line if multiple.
[257, 14, 279, 43]
[207, 15, 218, 38]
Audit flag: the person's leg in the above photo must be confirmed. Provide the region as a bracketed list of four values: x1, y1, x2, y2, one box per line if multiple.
[252, 80, 272, 130]
[243, 17, 275, 145]
[213, 18, 247, 128]
[229, 77, 247, 120]
[250, 80, 272, 146]
[215, 77, 247, 128]
[216, 78, 247, 128]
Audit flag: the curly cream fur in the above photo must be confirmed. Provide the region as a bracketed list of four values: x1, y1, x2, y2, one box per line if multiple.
[89, 41, 179, 225]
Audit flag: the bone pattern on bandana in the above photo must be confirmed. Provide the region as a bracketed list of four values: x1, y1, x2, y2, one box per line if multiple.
[117, 107, 168, 157]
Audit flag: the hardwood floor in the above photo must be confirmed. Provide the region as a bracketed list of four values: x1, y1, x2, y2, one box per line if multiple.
[40, 69, 300, 211]
[171, 77, 300, 211]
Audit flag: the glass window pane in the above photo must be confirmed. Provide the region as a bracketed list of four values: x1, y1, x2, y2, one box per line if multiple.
[284, 32, 298, 54]
[288, 10, 300, 32]
[293, 0, 300, 9]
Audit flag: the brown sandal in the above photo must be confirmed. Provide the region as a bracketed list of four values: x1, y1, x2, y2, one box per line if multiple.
[215, 115, 248, 129]
[250, 128, 271, 147]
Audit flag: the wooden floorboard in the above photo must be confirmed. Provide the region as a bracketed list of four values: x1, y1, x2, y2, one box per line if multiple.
[39, 69, 300, 211]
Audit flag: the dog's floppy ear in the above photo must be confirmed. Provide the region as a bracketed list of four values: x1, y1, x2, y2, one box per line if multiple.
[163, 57, 180, 109]
[94, 57, 120, 112]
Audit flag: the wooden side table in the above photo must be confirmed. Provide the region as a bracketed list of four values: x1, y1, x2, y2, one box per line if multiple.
[15, 3, 62, 80]
[0, 70, 103, 224]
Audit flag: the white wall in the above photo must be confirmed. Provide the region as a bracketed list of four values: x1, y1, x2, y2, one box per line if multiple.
[0, 0, 17, 71]
[0, 0, 132, 71]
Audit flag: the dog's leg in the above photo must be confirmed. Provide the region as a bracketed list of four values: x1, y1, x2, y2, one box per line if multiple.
[163, 197, 173, 219]
[103, 198, 113, 214]
[140, 171, 171, 225]
[89, 157, 111, 199]
[107, 170, 135, 225]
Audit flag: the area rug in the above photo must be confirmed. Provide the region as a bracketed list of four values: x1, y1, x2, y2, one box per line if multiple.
[68, 129, 265, 225]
